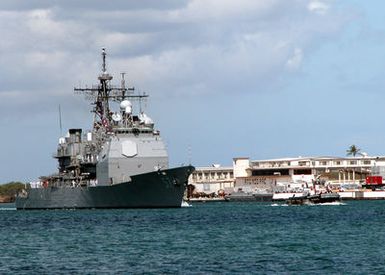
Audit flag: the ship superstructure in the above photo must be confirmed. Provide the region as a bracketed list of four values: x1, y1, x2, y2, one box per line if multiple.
[54, 48, 168, 187]
[16, 49, 194, 209]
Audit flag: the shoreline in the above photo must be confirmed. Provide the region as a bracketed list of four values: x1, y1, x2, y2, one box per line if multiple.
[0, 196, 14, 203]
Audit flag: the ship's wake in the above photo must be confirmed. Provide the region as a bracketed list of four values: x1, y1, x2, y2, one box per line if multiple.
[181, 201, 192, 207]
[270, 203, 289, 207]
[0, 207, 16, 211]
[270, 201, 346, 207]
[310, 201, 346, 206]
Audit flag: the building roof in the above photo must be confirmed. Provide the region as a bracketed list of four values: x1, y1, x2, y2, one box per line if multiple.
[194, 166, 233, 171]
[251, 155, 385, 163]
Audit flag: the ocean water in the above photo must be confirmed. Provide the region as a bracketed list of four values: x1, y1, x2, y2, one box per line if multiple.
[1, 201, 385, 274]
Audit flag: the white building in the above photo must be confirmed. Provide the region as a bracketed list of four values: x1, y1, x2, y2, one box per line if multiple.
[234, 156, 385, 188]
[188, 165, 234, 196]
[188, 156, 385, 196]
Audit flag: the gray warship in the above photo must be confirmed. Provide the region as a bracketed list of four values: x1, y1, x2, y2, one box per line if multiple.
[16, 49, 194, 209]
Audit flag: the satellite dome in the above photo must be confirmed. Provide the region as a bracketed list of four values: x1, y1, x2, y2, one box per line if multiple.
[139, 112, 154, 125]
[112, 113, 122, 122]
[120, 100, 132, 109]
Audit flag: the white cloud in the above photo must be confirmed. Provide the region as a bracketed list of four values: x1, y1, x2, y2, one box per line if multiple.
[286, 48, 304, 71]
[172, 0, 280, 22]
[308, 0, 329, 15]
[24, 51, 67, 68]
[0, 0, 360, 182]
[0, 0, 348, 106]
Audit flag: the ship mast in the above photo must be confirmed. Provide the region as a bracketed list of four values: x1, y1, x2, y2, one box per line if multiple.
[74, 48, 148, 132]
[97, 48, 113, 126]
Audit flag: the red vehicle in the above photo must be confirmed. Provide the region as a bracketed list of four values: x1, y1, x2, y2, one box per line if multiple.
[365, 176, 383, 185]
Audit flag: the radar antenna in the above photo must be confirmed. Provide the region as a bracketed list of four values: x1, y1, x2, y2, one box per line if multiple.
[58, 104, 63, 136]
[74, 48, 148, 132]
[102, 48, 107, 73]
[121, 72, 126, 99]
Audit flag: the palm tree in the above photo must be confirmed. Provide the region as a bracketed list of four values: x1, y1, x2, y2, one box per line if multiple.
[346, 145, 361, 184]
[346, 144, 361, 157]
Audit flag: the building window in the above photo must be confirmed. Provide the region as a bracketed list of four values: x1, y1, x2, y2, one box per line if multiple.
[334, 161, 341, 165]
[350, 160, 357, 165]
[294, 169, 312, 175]
[252, 169, 289, 176]
[363, 160, 371, 165]
[320, 161, 328, 166]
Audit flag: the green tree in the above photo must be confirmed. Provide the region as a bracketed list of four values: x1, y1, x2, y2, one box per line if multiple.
[0, 182, 26, 197]
[346, 145, 362, 183]
[346, 144, 361, 157]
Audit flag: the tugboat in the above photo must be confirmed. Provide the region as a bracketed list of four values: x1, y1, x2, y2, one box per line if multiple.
[286, 180, 340, 205]
[16, 49, 194, 209]
[287, 192, 340, 205]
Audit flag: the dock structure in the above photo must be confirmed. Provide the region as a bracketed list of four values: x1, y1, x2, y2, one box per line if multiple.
[188, 165, 234, 199]
[188, 156, 385, 200]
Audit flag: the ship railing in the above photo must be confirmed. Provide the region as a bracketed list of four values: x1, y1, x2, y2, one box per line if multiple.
[113, 127, 154, 134]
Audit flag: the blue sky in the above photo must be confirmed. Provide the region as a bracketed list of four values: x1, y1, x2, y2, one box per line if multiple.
[1, 0, 385, 182]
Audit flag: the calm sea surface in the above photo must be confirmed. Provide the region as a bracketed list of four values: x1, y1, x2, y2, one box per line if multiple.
[1, 201, 385, 274]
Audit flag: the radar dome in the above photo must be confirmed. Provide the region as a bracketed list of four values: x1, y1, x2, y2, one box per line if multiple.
[125, 106, 132, 114]
[120, 100, 132, 109]
[139, 112, 154, 125]
[112, 113, 122, 122]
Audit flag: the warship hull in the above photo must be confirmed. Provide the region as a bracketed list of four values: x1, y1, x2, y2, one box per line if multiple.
[16, 166, 194, 210]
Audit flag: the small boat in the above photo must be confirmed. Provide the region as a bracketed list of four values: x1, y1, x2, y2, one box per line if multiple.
[287, 192, 340, 205]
